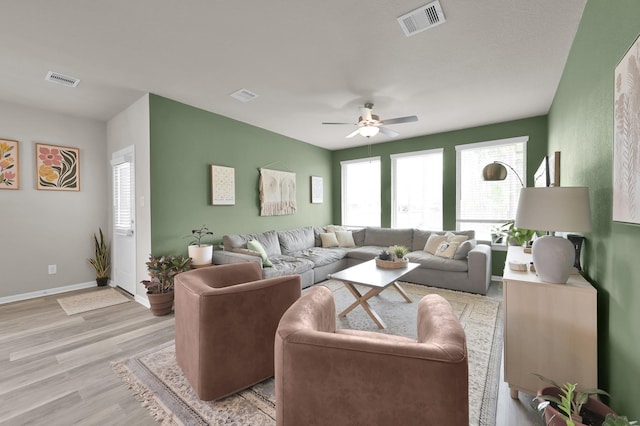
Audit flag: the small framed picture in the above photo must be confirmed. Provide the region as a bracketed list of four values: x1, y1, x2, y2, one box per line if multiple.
[211, 165, 235, 205]
[0, 139, 19, 189]
[36, 143, 80, 191]
[311, 176, 323, 203]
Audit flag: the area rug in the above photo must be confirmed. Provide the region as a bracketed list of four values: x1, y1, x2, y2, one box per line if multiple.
[112, 281, 503, 425]
[57, 287, 130, 315]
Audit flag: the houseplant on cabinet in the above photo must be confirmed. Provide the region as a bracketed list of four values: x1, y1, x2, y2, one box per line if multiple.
[187, 225, 214, 267]
[141, 254, 191, 316]
[87, 228, 110, 287]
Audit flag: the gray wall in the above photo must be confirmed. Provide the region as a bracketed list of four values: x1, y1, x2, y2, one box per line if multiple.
[0, 100, 108, 300]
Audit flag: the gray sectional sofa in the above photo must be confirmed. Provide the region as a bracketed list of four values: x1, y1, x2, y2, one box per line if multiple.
[212, 226, 492, 295]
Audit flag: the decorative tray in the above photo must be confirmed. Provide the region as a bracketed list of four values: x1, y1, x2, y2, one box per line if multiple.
[375, 257, 409, 269]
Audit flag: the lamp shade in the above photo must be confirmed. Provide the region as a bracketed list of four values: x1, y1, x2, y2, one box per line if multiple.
[482, 162, 508, 181]
[515, 187, 592, 232]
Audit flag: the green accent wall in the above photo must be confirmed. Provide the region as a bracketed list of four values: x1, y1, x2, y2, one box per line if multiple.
[331, 116, 548, 276]
[149, 95, 333, 255]
[548, 0, 640, 417]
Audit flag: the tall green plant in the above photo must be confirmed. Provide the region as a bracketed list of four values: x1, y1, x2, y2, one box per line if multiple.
[88, 228, 110, 279]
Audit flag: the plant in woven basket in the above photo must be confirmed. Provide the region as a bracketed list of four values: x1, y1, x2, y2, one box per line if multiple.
[141, 254, 191, 294]
[87, 228, 110, 286]
[391, 245, 409, 261]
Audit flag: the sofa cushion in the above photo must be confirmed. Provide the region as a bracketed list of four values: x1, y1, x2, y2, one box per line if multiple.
[405, 251, 469, 272]
[288, 247, 348, 267]
[424, 234, 448, 254]
[267, 255, 315, 276]
[335, 231, 356, 248]
[313, 226, 326, 247]
[351, 228, 366, 246]
[347, 246, 386, 261]
[412, 229, 433, 251]
[320, 232, 339, 248]
[223, 230, 282, 256]
[278, 226, 315, 254]
[363, 227, 413, 249]
[454, 239, 477, 260]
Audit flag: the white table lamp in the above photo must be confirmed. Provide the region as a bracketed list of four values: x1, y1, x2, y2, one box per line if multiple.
[515, 187, 592, 283]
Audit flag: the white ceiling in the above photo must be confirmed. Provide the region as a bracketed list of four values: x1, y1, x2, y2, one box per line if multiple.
[0, 0, 586, 151]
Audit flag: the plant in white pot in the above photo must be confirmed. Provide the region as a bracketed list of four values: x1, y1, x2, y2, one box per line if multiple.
[187, 225, 214, 266]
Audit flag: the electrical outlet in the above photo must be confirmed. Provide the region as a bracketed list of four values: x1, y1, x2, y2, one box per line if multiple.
[48, 264, 57, 274]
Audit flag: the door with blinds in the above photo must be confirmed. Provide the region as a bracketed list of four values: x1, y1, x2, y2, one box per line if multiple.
[111, 146, 136, 295]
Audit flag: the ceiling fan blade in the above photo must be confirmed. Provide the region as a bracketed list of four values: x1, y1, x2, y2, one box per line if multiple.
[381, 115, 418, 125]
[322, 122, 356, 125]
[346, 129, 361, 138]
[378, 126, 399, 137]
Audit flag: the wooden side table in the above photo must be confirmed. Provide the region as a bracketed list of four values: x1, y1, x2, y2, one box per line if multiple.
[502, 246, 597, 398]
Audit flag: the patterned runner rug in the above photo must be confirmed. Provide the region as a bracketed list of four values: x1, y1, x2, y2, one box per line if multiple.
[112, 281, 503, 425]
[57, 287, 130, 315]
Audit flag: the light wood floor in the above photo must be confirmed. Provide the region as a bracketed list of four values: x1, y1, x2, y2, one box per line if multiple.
[0, 283, 540, 425]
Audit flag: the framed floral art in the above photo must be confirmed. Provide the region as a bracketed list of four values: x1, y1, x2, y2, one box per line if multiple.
[36, 143, 80, 191]
[0, 139, 19, 189]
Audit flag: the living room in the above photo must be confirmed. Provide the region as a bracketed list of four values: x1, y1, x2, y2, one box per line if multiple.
[1, 0, 639, 424]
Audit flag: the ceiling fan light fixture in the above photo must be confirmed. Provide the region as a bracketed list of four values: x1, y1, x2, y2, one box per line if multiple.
[359, 126, 379, 138]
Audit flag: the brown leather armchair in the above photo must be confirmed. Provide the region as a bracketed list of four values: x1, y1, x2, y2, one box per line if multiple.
[275, 285, 468, 426]
[174, 262, 301, 401]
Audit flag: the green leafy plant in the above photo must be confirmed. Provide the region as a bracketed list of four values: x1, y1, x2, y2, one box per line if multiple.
[391, 245, 409, 260]
[534, 373, 609, 426]
[494, 220, 537, 246]
[87, 228, 110, 280]
[188, 225, 214, 246]
[141, 254, 191, 294]
[603, 414, 638, 426]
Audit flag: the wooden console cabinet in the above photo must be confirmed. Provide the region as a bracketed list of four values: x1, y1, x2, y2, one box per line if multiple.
[502, 246, 597, 398]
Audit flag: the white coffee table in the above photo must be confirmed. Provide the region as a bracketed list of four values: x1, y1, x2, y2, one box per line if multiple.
[328, 259, 420, 329]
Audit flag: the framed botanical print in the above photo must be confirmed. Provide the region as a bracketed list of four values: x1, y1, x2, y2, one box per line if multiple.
[0, 139, 19, 189]
[36, 143, 80, 191]
[211, 165, 235, 205]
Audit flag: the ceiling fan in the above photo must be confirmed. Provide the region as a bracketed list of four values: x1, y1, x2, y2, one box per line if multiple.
[322, 103, 418, 138]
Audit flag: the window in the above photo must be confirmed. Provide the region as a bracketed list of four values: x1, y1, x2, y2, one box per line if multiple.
[112, 152, 135, 235]
[456, 136, 527, 241]
[391, 149, 443, 229]
[341, 157, 380, 227]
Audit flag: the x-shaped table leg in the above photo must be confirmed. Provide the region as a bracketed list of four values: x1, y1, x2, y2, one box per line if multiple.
[339, 281, 387, 328]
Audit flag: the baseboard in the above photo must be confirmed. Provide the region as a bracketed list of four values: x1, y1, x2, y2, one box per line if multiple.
[492, 275, 503, 282]
[135, 294, 150, 308]
[0, 281, 97, 305]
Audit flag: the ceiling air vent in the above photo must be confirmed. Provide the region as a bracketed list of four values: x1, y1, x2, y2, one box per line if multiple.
[397, 0, 446, 37]
[230, 88, 259, 103]
[45, 71, 80, 87]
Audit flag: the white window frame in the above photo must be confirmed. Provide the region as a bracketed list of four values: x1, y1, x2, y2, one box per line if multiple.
[455, 136, 528, 241]
[391, 148, 443, 230]
[341, 156, 381, 227]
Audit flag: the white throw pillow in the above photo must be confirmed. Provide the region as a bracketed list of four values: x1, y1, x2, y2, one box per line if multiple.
[320, 232, 339, 248]
[325, 224, 347, 234]
[335, 231, 356, 248]
[435, 241, 461, 259]
[445, 231, 469, 244]
[424, 234, 447, 254]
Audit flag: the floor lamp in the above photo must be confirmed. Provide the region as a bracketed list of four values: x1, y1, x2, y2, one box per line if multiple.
[515, 187, 592, 283]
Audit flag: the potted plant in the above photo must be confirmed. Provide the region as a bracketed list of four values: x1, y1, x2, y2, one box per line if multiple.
[391, 245, 409, 261]
[87, 228, 110, 287]
[534, 373, 613, 426]
[141, 254, 192, 316]
[187, 225, 214, 266]
[378, 249, 391, 261]
[495, 220, 537, 246]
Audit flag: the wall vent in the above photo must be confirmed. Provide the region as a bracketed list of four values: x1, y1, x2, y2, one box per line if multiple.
[230, 88, 259, 103]
[397, 0, 446, 37]
[45, 71, 80, 87]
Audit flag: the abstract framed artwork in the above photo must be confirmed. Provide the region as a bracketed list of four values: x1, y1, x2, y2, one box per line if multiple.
[35, 143, 80, 191]
[311, 176, 323, 203]
[549, 151, 560, 187]
[613, 33, 640, 224]
[534, 155, 549, 187]
[0, 139, 19, 189]
[210, 165, 235, 205]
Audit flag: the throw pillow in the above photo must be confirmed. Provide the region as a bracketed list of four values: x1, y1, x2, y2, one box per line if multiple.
[247, 239, 273, 267]
[325, 224, 347, 234]
[445, 231, 469, 244]
[453, 240, 476, 260]
[320, 232, 339, 248]
[335, 231, 356, 248]
[435, 241, 460, 259]
[424, 234, 447, 254]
